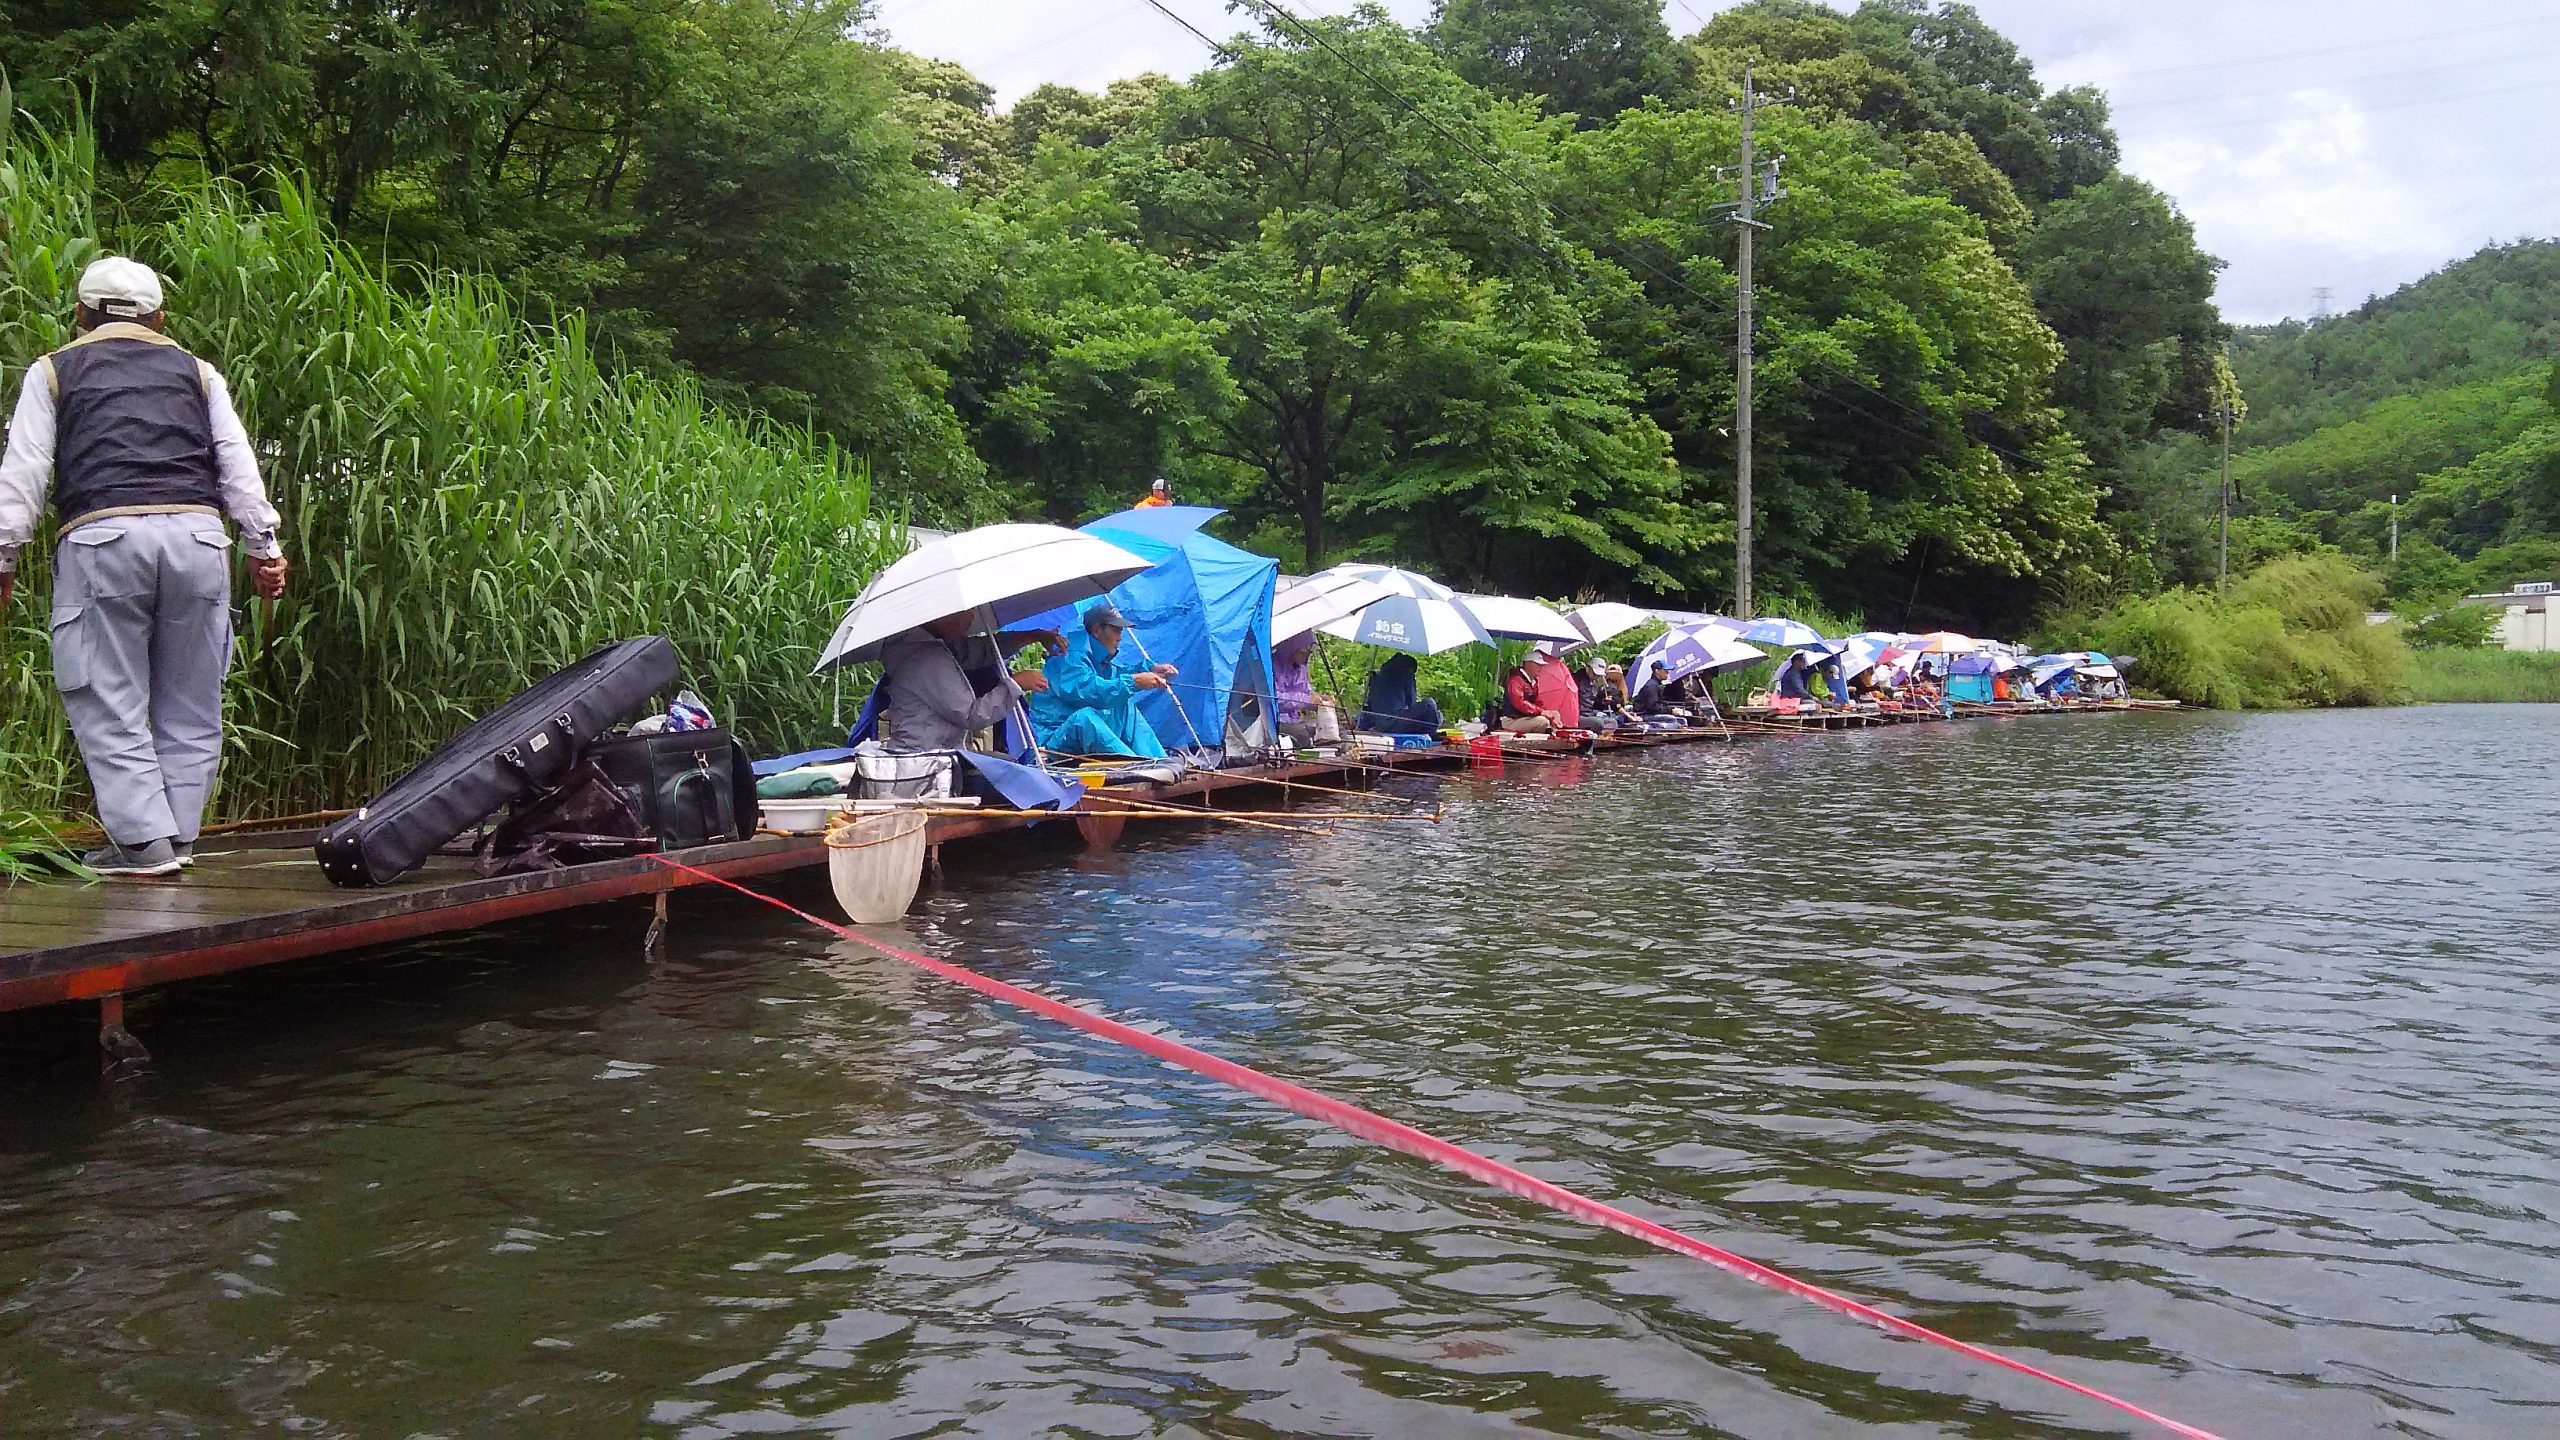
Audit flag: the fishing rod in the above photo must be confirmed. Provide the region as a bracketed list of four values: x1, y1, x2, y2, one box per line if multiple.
[1087, 791, 1334, 837]
[904, 805, 1435, 825]
[1257, 772, 1439, 812]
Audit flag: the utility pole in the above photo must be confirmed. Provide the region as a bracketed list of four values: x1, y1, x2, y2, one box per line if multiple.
[2390, 493, 2400, 563]
[1734, 62, 1758, 619]
[1728, 65, 1784, 618]
[2218, 394, 2232, 595]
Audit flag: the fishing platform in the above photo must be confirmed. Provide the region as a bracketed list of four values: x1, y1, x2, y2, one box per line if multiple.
[1, 700, 2173, 1056]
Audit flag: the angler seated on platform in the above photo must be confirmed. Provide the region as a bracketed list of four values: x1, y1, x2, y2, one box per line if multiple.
[1672, 671, 1720, 723]
[1272, 632, 1335, 746]
[1580, 658, 1637, 730]
[1774, 652, 1816, 707]
[1358, 654, 1443, 736]
[1025, 604, 1173, 759]
[1495, 657, 1556, 734]
[1630, 661, 1684, 725]
[876, 612, 1054, 753]
[1848, 665, 1889, 705]
[1817, 654, 1853, 709]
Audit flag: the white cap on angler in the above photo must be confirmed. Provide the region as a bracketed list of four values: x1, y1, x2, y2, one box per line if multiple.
[77, 256, 165, 318]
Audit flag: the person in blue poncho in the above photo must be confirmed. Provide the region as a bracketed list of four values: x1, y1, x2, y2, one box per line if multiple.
[1358, 653, 1442, 735]
[1026, 604, 1173, 758]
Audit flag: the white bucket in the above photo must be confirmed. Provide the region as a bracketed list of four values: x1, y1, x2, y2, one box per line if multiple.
[825, 811, 930, 924]
[758, 797, 844, 835]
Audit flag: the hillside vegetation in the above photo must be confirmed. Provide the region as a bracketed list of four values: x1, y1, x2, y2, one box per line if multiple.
[2221, 241, 2560, 597]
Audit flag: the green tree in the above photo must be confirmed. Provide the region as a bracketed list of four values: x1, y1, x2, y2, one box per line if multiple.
[2, 0, 993, 512]
[1561, 102, 2108, 626]
[1092, 12, 1691, 586]
[957, 146, 1244, 522]
[2021, 174, 2223, 473]
[1428, 0, 1692, 123]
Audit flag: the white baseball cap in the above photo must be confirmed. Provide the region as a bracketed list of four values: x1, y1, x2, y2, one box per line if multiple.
[77, 257, 165, 318]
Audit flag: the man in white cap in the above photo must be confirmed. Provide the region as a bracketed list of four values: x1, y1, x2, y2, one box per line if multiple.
[0, 256, 291, 877]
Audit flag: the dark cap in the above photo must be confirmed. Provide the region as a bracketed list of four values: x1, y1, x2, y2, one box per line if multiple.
[1085, 603, 1127, 631]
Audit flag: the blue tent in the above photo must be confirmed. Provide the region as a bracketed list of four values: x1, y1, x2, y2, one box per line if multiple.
[1023, 506, 1281, 754]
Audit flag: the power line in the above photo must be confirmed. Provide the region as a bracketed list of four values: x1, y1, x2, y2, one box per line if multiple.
[2106, 44, 2560, 113]
[2134, 75, 2560, 143]
[2083, 13, 2560, 82]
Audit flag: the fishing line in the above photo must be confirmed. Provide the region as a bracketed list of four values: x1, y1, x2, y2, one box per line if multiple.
[644, 854, 2225, 1440]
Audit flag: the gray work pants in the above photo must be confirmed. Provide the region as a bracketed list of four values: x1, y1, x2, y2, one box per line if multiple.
[48, 514, 236, 846]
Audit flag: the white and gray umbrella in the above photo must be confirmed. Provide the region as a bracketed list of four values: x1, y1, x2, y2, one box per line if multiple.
[1459, 593, 1584, 644]
[1565, 601, 1655, 650]
[1273, 572, 1395, 645]
[1314, 563, 1493, 656]
[814, 523, 1154, 671]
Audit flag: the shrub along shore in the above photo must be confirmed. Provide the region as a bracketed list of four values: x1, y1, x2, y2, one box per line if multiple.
[2404, 650, 2560, 704]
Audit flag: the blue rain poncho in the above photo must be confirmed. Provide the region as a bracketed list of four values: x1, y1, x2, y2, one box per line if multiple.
[1027, 630, 1168, 759]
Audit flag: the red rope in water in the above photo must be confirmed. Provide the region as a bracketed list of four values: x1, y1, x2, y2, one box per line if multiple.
[647, 855, 2224, 1439]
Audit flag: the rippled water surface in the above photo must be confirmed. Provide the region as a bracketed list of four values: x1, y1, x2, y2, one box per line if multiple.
[6, 706, 2559, 1437]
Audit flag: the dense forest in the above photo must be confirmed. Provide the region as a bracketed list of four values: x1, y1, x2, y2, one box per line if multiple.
[2219, 240, 2560, 602]
[0, 0, 2232, 635]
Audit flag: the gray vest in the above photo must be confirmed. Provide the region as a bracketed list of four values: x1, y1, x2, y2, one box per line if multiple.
[49, 335, 222, 525]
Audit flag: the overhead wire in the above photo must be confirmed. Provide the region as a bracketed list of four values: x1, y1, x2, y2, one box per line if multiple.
[2082, 12, 2560, 83]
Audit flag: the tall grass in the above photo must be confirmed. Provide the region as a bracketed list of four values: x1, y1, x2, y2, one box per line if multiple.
[2406, 649, 2560, 703]
[1, 112, 907, 831]
[2055, 554, 2407, 709]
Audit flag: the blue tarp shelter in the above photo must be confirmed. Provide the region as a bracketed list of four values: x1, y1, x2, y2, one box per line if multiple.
[1021, 506, 1280, 754]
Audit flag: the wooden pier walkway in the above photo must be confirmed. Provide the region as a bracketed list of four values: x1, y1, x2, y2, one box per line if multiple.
[0, 699, 2167, 1052]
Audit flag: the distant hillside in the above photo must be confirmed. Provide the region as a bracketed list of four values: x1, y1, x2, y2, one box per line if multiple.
[2234, 241, 2560, 449]
[2225, 240, 2560, 592]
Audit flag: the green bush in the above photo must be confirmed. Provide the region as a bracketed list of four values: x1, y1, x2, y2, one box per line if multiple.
[2071, 553, 2406, 708]
[2407, 649, 2560, 703]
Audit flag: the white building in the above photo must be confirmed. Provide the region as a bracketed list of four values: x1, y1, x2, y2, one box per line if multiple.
[2466, 583, 2560, 652]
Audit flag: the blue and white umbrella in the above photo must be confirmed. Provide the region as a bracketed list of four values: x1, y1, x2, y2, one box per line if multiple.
[1314, 563, 1493, 655]
[1714, 615, 1826, 648]
[1628, 621, 1768, 684]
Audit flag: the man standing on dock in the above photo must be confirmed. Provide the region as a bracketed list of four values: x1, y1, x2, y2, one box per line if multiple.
[0, 257, 291, 878]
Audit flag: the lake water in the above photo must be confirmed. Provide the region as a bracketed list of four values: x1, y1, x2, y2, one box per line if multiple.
[4, 706, 2557, 1437]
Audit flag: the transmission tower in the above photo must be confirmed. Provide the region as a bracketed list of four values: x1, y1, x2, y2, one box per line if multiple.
[2310, 286, 2333, 322]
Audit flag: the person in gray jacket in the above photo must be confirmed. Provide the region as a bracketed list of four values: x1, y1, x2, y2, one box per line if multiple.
[875, 612, 1055, 753]
[0, 257, 291, 877]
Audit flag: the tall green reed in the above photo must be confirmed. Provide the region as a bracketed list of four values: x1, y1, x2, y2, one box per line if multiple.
[1, 113, 907, 828]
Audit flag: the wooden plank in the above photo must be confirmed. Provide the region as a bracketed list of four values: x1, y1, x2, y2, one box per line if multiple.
[0, 831, 814, 981]
[0, 912, 192, 946]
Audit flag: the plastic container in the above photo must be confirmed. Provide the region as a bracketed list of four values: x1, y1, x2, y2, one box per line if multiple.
[826, 811, 930, 924]
[759, 797, 844, 835]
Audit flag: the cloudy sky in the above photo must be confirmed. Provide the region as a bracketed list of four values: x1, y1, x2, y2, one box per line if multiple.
[871, 0, 2560, 325]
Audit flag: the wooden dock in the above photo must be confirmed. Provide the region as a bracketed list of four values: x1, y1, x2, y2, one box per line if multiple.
[0, 699, 2165, 1055]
